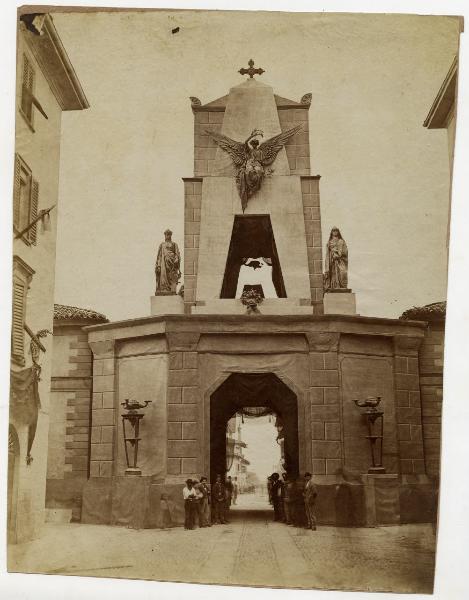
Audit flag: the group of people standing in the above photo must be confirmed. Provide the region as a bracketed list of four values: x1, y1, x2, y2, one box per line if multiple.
[267, 472, 318, 530]
[182, 474, 239, 530]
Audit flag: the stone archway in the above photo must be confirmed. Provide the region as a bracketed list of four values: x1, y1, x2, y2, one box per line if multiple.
[209, 372, 298, 484]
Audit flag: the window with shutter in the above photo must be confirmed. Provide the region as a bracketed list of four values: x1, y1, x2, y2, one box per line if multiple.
[29, 179, 39, 244]
[20, 53, 35, 126]
[13, 154, 39, 246]
[11, 256, 35, 367]
[11, 281, 26, 364]
[13, 155, 21, 230]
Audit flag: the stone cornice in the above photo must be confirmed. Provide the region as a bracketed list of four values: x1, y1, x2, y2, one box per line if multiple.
[20, 15, 89, 111]
[423, 56, 457, 129]
[84, 314, 427, 345]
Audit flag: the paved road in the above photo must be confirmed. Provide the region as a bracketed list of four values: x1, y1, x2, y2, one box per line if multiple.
[8, 493, 435, 593]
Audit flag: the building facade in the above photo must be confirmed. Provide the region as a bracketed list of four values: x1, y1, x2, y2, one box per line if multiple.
[9, 13, 88, 543]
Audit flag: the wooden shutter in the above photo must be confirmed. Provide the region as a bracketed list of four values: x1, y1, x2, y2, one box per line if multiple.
[21, 54, 35, 123]
[29, 179, 39, 244]
[13, 154, 21, 230]
[11, 280, 26, 362]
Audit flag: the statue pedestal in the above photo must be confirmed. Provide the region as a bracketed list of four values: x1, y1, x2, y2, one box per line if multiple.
[323, 289, 357, 315]
[150, 294, 185, 316]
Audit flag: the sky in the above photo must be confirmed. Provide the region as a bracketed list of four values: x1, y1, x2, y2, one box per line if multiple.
[239, 416, 281, 482]
[51, 10, 460, 320]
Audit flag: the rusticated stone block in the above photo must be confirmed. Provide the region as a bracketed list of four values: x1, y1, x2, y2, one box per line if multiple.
[326, 459, 342, 475]
[167, 458, 181, 475]
[412, 459, 426, 474]
[396, 390, 410, 407]
[311, 405, 340, 422]
[169, 352, 183, 370]
[311, 421, 325, 440]
[168, 404, 197, 422]
[168, 440, 198, 458]
[182, 422, 198, 440]
[92, 409, 114, 427]
[93, 375, 115, 393]
[168, 422, 182, 440]
[311, 459, 326, 474]
[325, 422, 341, 441]
[410, 425, 423, 441]
[102, 391, 114, 409]
[312, 440, 341, 459]
[397, 407, 422, 425]
[324, 352, 338, 370]
[422, 423, 441, 438]
[309, 353, 324, 370]
[394, 356, 408, 373]
[400, 459, 413, 474]
[101, 426, 114, 443]
[309, 388, 323, 405]
[182, 458, 198, 474]
[167, 387, 182, 404]
[395, 373, 420, 391]
[310, 369, 339, 387]
[398, 424, 411, 441]
[69, 456, 88, 470]
[90, 443, 113, 461]
[182, 387, 199, 404]
[324, 387, 339, 405]
[399, 441, 424, 460]
[183, 352, 198, 369]
[185, 195, 201, 209]
[99, 461, 113, 477]
[90, 461, 99, 478]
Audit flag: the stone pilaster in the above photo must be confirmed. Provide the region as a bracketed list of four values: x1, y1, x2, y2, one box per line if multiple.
[166, 333, 200, 477]
[301, 176, 323, 313]
[307, 333, 341, 475]
[193, 111, 223, 176]
[393, 336, 425, 475]
[419, 322, 445, 476]
[89, 339, 116, 478]
[183, 178, 202, 308]
[278, 107, 310, 175]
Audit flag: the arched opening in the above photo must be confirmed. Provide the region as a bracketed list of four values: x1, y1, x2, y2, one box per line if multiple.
[210, 373, 298, 516]
[220, 216, 287, 299]
[8, 424, 20, 544]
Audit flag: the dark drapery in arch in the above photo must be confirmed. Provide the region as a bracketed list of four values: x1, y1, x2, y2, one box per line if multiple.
[220, 215, 287, 298]
[209, 373, 298, 484]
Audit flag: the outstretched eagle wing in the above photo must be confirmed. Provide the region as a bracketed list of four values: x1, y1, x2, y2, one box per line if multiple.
[206, 131, 247, 167]
[258, 125, 302, 166]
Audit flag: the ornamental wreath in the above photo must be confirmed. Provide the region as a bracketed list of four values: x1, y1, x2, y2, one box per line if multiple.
[240, 289, 264, 314]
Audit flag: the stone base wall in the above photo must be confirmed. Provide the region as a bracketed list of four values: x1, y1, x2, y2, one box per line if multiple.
[82, 314, 437, 529]
[47, 324, 93, 517]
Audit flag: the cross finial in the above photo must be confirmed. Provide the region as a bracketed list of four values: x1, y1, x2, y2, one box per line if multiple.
[238, 59, 265, 79]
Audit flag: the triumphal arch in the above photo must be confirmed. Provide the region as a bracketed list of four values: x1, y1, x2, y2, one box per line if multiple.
[81, 62, 435, 528]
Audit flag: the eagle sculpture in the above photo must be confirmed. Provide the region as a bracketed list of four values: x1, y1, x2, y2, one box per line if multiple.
[207, 125, 302, 211]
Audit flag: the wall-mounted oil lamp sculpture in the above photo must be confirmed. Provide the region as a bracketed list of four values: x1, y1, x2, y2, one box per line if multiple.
[353, 396, 385, 474]
[121, 399, 152, 475]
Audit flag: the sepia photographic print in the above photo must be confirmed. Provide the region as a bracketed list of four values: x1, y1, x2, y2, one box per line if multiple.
[3, 3, 468, 598]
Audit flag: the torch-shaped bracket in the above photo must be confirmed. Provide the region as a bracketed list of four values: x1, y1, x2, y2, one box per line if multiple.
[353, 397, 385, 474]
[121, 399, 152, 475]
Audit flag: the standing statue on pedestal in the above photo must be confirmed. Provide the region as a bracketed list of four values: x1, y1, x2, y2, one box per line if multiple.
[324, 227, 348, 291]
[155, 229, 181, 295]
